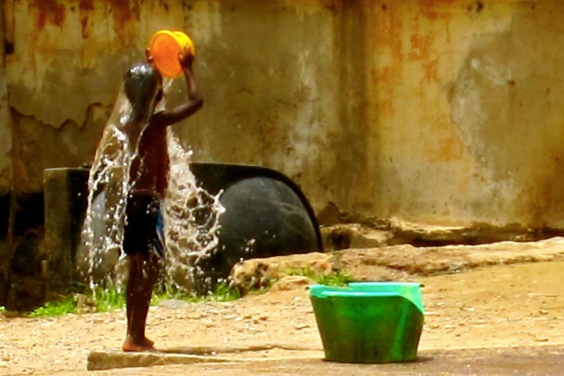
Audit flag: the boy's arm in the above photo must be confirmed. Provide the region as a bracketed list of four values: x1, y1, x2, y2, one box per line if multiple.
[152, 54, 203, 127]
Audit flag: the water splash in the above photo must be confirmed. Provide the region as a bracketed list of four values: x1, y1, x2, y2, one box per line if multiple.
[78, 90, 132, 290]
[78, 77, 224, 294]
[163, 132, 224, 291]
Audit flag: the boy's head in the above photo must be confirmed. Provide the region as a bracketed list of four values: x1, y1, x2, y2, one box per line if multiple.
[123, 63, 163, 111]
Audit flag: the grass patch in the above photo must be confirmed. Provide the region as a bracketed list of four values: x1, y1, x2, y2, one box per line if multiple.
[26, 269, 351, 317]
[28, 295, 78, 317]
[288, 268, 354, 286]
[210, 281, 241, 301]
[29, 281, 242, 318]
[152, 281, 241, 304]
[92, 286, 126, 312]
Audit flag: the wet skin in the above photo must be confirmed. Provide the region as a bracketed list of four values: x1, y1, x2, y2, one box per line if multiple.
[120, 53, 202, 352]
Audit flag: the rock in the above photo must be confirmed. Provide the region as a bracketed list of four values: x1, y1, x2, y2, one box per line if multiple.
[321, 224, 392, 250]
[387, 217, 544, 246]
[229, 237, 564, 293]
[229, 252, 332, 293]
[6, 275, 46, 311]
[270, 276, 315, 292]
[157, 299, 190, 309]
[86, 350, 238, 371]
[294, 323, 310, 330]
[320, 220, 560, 251]
[316, 202, 341, 226]
[75, 293, 97, 314]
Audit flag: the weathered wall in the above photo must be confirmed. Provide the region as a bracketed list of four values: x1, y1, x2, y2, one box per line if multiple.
[4, 0, 192, 192]
[361, 0, 564, 228]
[0, 1, 12, 192]
[3, 0, 564, 229]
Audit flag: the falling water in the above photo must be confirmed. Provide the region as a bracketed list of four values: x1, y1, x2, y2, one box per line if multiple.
[78, 77, 224, 294]
[162, 131, 224, 291]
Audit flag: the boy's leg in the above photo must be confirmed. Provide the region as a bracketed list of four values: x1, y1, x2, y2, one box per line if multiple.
[123, 253, 160, 352]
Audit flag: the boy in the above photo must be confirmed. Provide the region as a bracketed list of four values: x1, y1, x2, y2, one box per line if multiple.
[120, 52, 202, 352]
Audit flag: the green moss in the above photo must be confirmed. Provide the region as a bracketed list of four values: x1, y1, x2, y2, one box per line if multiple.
[288, 267, 354, 286]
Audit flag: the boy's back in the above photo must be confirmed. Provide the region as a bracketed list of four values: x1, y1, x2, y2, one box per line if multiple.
[128, 120, 170, 198]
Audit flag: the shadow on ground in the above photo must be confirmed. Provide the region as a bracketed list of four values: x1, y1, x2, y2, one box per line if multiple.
[88, 345, 564, 375]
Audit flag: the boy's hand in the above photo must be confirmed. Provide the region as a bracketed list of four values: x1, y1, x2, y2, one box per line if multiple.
[145, 48, 154, 64]
[179, 52, 194, 70]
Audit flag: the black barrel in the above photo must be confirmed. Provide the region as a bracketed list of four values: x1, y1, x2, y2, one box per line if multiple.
[190, 163, 323, 292]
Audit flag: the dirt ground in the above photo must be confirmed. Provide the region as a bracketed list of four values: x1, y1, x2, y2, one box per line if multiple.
[1, 245, 564, 375]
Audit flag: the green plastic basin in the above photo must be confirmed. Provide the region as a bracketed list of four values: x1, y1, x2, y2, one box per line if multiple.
[309, 282, 424, 363]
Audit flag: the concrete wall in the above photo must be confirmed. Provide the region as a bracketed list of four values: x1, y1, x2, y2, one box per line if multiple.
[3, 0, 564, 229]
[362, 0, 564, 229]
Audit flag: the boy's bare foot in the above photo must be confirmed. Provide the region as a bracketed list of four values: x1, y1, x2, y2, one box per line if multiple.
[122, 336, 156, 352]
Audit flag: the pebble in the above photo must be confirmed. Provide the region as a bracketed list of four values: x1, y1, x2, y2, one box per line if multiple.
[157, 299, 189, 309]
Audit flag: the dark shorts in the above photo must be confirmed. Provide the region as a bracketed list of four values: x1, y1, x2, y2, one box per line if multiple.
[123, 193, 165, 258]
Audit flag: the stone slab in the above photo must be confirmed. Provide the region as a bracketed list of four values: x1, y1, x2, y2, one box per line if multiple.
[87, 343, 318, 371]
[86, 350, 241, 371]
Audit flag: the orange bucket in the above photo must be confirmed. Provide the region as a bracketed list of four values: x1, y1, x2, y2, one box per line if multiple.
[149, 30, 195, 78]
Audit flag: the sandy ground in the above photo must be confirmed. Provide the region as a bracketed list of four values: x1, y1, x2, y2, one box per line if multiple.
[1, 256, 563, 375]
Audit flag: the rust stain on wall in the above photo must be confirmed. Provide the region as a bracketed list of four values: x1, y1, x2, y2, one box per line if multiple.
[417, 0, 459, 20]
[409, 33, 432, 59]
[107, 0, 140, 29]
[76, 0, 141, 42]
[34, 0, 66, 29]
[376, 2, 404, 63]
[423, 59, 439, 82]
[370, 67, 395, 117]
[78, 0, 94, 39]
[79, 0, 94, 9]
[433, 131, 465, 162]
[417, 0, 460, 7]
